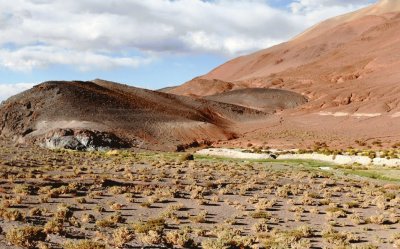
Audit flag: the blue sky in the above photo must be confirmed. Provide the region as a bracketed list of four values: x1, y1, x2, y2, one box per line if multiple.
[0, 0, 375, 100]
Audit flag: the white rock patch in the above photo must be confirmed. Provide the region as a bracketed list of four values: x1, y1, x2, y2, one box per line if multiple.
[392, 112, 400, 118]
[317, 112, 382, 118]
[196, 148, 274, 160]
[196, 148, 400, 167]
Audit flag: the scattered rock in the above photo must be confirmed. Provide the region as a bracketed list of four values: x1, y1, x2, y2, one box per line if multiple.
[42, 129, 130, 151]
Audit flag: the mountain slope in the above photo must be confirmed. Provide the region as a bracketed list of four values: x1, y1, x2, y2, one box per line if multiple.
[0, 80, 266, 150]
[204, 88, 308, 113]
[168, 0, 400, 149]
[169, 0, 400, 115]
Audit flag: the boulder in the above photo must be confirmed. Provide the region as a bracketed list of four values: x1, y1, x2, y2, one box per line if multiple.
[42, 129, 129, 151]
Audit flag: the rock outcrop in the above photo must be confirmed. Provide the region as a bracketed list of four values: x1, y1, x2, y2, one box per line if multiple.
[41, 129, 130, 151]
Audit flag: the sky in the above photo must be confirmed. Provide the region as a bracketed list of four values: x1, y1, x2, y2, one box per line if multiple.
[0, 0, 376, 101]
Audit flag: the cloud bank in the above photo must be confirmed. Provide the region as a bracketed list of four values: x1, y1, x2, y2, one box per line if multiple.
[0, 0, 375, 100]
[0, 0, 374, 72]
[0, 83, 36, 102]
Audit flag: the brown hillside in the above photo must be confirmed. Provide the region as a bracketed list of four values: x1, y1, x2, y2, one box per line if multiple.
[0, 80, 266, 151]
[204, 88, 308, 113]
[169, 0, 400, 149]
[170, 0, 400, 114]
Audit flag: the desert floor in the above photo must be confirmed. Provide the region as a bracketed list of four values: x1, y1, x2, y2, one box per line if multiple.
[0, 140, 400, 248]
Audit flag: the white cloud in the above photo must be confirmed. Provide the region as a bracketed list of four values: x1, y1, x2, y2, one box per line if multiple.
[0, 0, 376, 71]
[0, 83, 36, 101]
[291, 0, 373, 13]
[290, 0, 374, 23]
[0, 46, 153, 72]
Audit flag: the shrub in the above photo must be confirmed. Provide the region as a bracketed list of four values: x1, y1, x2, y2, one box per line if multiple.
[367, 214, 387, 225]
[189, 210, 208, 223]
[81, 213, 95, 223]
[179, 153, 194, 162]
[251, 211, 271, 219]
[95, 219, 116, 228]
[322, 227, 360, 246]
[6, 226, 46, 249]
[133, 218, 166, 245]
[201, 239, 227, 249]
[112, 226, 134, 248]
[108, 212, 125, 223]
[263, 226, 313, 248]
[392, 233, 400, 248]
[165, 229, 196, 248]
[29, 207, 45, 217]
[44, 219, 64, 235]
[203, 226, 254, 249]
[55, 204, 73, 221]
[132, 218, 165, 234]
[3, 209, 25, 221]
[252, 219, 270, 233]
[76, 197, 87, 204]
[63, 240, 106, 249]
[13, 184, 35, 195]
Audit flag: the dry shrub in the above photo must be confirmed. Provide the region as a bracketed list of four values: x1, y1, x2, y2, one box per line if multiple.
[112, 226, 134, 248]
[322, 227, 360, 246]
[44, 219, 64, 235]
[132, 218, 165, 234]
[2, 209, 25, 221]
[63, 240, 106, 249]
[137, 230, 164, 244]
[204, 226, 254, 249]
[81, 213, 96, 223]
[165, 229, 196, 248]
[179, 153, 194, 162]
[6, 226, 46, 249]
[263, 226, 313, 248]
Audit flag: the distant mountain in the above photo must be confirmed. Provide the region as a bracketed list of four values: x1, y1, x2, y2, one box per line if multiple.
[170, 0, 400, 114]
[168, 0, 400, 149]
[157, 86, 177, 93]
[204, 88, 308, 113]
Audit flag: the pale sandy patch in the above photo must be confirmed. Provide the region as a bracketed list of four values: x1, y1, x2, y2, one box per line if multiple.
[197, 148, 400, 167]
[196, 148, 274, 160]
[32, 120, 107, 136]
[317, 112, 382, 118]
[352, 113, 381, 118]
[318, 112, 349, 117]
[392, 112, 400, 118]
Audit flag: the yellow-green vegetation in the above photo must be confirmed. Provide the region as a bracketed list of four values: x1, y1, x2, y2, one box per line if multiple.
[336, 164, 400, 182]
[63, 240, 106, 249]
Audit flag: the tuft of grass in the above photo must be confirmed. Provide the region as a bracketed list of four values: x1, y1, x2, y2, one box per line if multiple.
[165, 229, 196, 248]
[344, 170, 400, 182]
[112, 226, 134, 248]
[63, 240, 106, 249]
[6, 226, 47, 249]
[179, 153, 194, 162]
[251, 211, 271, 219]
[44, 219, 64, 235]
[132, 218, 166, 234]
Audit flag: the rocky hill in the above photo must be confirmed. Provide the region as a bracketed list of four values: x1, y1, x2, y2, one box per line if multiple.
[0, 80, 267, 151]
